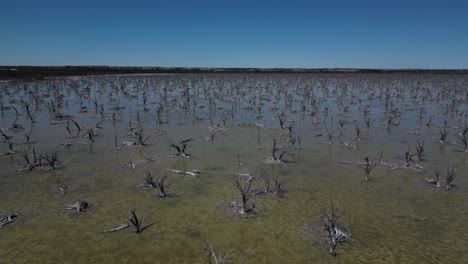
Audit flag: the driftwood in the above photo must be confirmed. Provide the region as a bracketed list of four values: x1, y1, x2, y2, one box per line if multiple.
[238, 122, 264, 128]
[65, 200, 89, 213]
[103, 223, 130, 233]
[392, 215, 429, 222]
[167, 169, 202, 177]
[339, 160, 367, 166]
[0, 212, 19, 229]
[120, 157, 156, 170]
[208, 125, 227, 133]
[320, 139, 357, 149]
[58, 184, 69, 196]
[376, 155, 425, 172]
[339, 140, 357, 149]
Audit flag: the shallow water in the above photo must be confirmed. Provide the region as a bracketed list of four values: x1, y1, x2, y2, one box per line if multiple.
[0, 73, 467, 263]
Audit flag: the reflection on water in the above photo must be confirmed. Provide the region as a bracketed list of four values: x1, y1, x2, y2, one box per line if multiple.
[0, 73, 467, 263]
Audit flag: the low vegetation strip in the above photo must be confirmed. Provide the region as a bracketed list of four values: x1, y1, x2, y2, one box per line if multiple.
[1, 66, 467, 80]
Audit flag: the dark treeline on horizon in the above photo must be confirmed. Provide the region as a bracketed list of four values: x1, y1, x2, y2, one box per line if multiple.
[1, 66, 467, 80]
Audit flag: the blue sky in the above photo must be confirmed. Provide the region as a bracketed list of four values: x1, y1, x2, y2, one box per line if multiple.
[2, 0, 468, 68]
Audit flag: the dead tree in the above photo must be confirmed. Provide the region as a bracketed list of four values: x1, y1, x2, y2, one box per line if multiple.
[446, 166, 456, 191]
[256, 167, 286, 196]
[221, 111, 229, 127]
[129, 209, 155, 234]
[404, 149, 416, 167]
[44, 151, 58, 170]
[338, 119, 345, 131]
[327, 132, 333, 144]
[320, 203, 351, 257]
[204, 244, 235, 264]
[137, 125, 149, 146]
[156, 175, 168, 198]
[355, 126, 361, 140]
[0, 129, 12, 142]
[277, 112, 286, 129]
[364, 117, 374, 131]
[425, 169, 440, 187]
[66, 122, 73, 138]
[144, 172, 169, 198]
[129, 209, 144, 233]
[271, 138, 285, 162]
[273, 174, 287, 197]
[1, 140, 15, 155]
[415, 141, 425, 162]
[144, 172, 158, 188]
[114, 135, 119, 149]
[170, 138, 194, 158]
[289, 132, 302, 150]
[363, 157, 377, 182]
[24, 132, 31, 145]
[457, 125, 468, 152]
[87, 128, 95, 143]
[19, 148, 40, 171]
[232, 174, 256, 215]
[20, 149, 31, 167]
[71, 119, 81, 131]
[259, 167, 271, 194]
[439, 128, 447, 143]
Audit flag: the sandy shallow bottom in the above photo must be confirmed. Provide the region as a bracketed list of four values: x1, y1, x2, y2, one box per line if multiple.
[0, 73, 467, 263]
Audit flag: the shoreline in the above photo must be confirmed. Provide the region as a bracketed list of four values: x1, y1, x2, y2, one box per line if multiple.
[47, 73, 176, 80]
[2, 66, 468, 81]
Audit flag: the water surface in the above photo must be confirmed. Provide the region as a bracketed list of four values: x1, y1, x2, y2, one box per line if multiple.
[0, 73, 467, 263]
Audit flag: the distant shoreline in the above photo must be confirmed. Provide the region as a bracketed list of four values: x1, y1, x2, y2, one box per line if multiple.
[49, 73, 176, 80]
[1, 66, 467, 80]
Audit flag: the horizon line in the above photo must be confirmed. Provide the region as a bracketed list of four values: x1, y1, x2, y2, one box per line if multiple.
[2, 65, 468, 71]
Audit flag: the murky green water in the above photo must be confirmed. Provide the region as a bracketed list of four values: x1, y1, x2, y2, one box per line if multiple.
[1, 73, 467, 263]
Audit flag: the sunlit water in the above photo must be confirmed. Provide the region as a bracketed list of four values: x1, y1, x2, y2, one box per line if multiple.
[0, 73, 467, 263]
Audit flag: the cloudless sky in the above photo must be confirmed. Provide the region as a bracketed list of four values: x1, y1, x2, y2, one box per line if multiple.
[2, 0, 468, 69]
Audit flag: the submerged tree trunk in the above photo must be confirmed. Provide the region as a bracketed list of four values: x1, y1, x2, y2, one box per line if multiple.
[241, 195, 247, 215]
[329, 224, 337, 256]
[159, 186, 167, 197]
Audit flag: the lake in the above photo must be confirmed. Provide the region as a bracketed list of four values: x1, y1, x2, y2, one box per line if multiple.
[0, 73, 467, 263]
